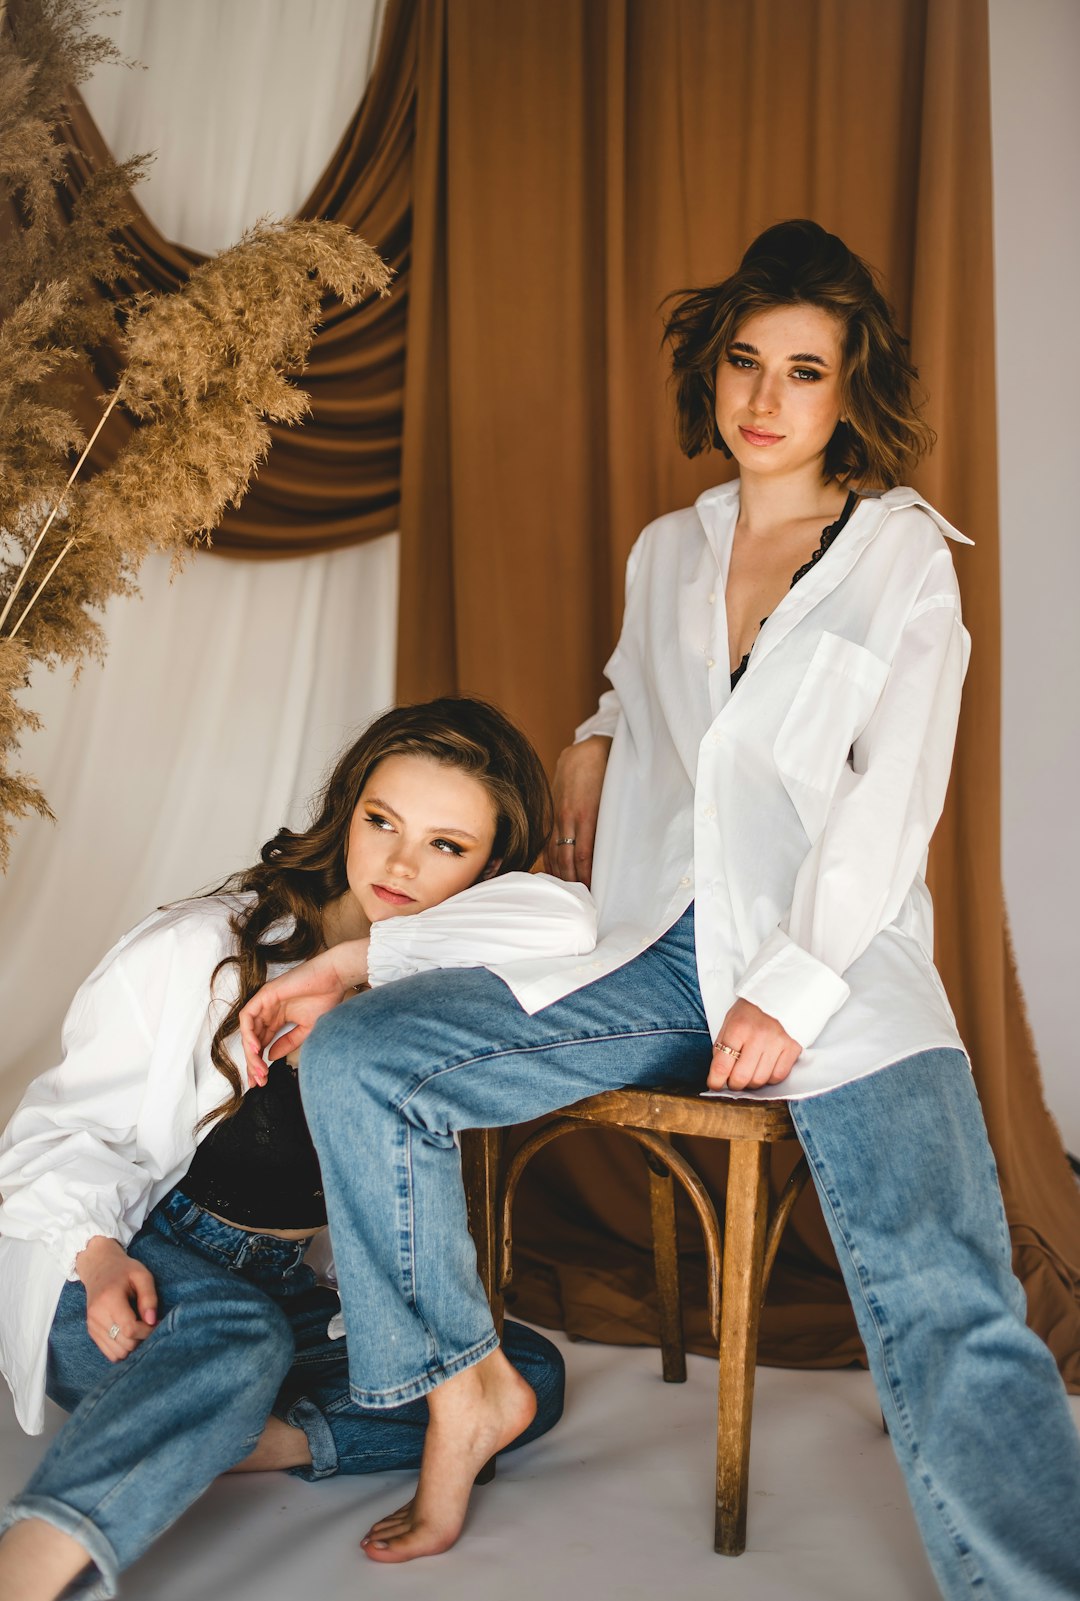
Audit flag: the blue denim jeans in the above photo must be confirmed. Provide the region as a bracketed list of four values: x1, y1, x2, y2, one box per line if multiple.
[300, 905, 1080, 1600]
[0, 1188, 564, 1600]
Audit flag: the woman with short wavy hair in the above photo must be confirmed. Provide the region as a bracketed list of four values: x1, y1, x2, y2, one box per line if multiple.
[260, 221, 1080, 1598]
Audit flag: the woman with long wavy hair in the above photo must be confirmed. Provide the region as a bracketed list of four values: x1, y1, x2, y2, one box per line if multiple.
[0, 696, 595, 1601]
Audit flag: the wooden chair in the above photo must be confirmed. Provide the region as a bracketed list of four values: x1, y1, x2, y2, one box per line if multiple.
[461, 1088, 811, 1555]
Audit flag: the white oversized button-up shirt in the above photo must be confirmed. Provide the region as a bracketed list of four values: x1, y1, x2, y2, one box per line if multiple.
[0, 876, 596, 1433]
[496, 480, 973, 1102]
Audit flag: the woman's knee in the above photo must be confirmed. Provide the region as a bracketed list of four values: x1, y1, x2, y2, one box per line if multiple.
[300, 998, 378, 1132]
[301, 971, 482, 1114]
[306, 967, 511, 1073]
[301, 985, 402, 1096]
[47, 1279, 294, 1427]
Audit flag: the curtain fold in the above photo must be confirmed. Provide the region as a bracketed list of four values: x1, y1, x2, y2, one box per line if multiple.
[0, 533, 400, 1129]
[0, 2, 403, 1122]
[397, 0, 1080, 1386]
[57, 0, 417, 555]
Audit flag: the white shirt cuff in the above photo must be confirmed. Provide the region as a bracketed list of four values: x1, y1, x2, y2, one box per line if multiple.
[574, 690, 620, 744]
[735, 927, 850, 1049]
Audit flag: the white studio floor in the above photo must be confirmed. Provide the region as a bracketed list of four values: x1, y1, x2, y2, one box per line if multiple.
[3, 1327, 1079, 1601]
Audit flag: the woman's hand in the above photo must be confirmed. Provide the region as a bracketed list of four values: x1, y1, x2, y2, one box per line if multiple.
[545, 735, 611, 886]
[75, 1236, 158, 1362]
[239, 939, 370, 1087]
[707, 998, 803, 1091]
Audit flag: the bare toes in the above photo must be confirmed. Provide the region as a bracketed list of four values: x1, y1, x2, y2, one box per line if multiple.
[362, 1529, 455, 1564]
[362, 1503, 414, 1542]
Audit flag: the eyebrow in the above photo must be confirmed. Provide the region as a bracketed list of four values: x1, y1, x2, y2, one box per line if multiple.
[364, 797, 481, 843]
[729, 340, 830, 367]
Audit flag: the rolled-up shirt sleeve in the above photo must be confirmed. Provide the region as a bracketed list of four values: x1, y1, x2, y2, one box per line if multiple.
[574, 688, 622, 743]
[367, 873, 598, 986]
[735, 593, 970, 1048]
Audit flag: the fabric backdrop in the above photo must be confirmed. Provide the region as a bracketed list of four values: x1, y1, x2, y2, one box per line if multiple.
[60, 0, 405, 553]
[394, 0, 1080, 1385]
[14, 0, 1080, 1385]
[0, 1, 398, 1126]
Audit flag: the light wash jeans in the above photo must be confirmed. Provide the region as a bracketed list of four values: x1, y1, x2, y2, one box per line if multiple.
[0, 1187, 564, 1600]
[300, 905, 1080, 1600]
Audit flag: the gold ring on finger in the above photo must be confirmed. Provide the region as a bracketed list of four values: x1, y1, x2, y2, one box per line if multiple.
[715, 1042, 742, 1058]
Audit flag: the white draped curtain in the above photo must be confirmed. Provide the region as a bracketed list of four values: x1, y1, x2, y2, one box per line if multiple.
[0, 0, 398, 1122]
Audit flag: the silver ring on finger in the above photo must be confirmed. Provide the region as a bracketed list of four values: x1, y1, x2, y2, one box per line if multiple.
[108, 1323, 122, 1341]
[555, 836, 576, 846]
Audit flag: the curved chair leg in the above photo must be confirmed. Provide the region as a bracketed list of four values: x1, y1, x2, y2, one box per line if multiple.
[715, 1137, 770, 1555]
[644, 1146, 687, 1383]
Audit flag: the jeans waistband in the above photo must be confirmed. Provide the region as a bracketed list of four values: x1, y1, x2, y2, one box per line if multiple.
[150, 1186, 312, 1277]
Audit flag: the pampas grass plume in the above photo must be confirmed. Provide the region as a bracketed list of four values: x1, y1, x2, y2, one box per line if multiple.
[0, 1, 392, 868]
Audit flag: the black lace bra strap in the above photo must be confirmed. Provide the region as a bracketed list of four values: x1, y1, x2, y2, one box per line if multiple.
[788, 489, 860, 588]
[729, 489, 861, 692]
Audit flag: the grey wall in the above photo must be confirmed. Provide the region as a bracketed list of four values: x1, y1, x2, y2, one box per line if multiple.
[989, 0, 1080, 1152]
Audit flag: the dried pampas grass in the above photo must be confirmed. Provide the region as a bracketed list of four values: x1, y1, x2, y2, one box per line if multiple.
[0, 1, 392, 868]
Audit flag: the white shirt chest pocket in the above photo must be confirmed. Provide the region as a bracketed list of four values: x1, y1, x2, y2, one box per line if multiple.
[773, 631, 890, 839]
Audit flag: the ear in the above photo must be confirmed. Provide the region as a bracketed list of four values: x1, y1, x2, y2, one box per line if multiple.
[480, 857, 502, 881]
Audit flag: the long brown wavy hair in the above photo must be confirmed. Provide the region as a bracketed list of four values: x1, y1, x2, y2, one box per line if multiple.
[200, 696, 553, 1130]
[662, 219, 935, 487]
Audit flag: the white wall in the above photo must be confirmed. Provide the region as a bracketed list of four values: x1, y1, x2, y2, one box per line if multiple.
[989, 0, 1080, 1153]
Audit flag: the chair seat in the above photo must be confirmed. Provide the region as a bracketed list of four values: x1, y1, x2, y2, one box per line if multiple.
[560, 1085, 800, 1141]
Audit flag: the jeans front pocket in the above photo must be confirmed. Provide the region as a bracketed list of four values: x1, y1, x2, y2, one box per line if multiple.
[148, 1186, 204, 1242]
[773, 630, 889, 840]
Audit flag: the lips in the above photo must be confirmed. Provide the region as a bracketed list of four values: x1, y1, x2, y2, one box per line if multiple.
[372, 884, 415, 906]
[739, 425, 784, 446]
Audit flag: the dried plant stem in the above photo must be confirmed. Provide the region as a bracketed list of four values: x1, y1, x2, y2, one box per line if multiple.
[0, 386, 122, 636]
[8, 535, 76, 638]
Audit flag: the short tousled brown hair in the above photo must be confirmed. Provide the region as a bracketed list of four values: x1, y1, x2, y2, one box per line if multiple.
[662, 219, 935, 487]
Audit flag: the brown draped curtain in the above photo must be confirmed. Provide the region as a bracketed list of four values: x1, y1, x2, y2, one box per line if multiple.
[60, 0, 418, 553]
[60, 0, 1080, 1384]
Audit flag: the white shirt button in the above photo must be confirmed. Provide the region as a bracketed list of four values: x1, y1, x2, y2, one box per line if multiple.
[702, 804, 716, 819]
[679, 875, 691, 888]
[707, 591, 716, 604]
[706, 657, 715, 669]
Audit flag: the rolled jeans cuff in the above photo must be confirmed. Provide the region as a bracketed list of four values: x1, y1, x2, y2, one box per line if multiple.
[280, 1396, 339, 1481]
[348, 1328, 500, 1410]
[0, 1493, 119, 1600]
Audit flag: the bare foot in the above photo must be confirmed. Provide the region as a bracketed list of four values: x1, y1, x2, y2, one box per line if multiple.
[360, 1348, 536, 1563]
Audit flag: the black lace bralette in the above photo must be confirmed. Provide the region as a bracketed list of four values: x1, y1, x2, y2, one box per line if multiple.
[181, 1057, 326, 1230]
[729, 489, 860, 692]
